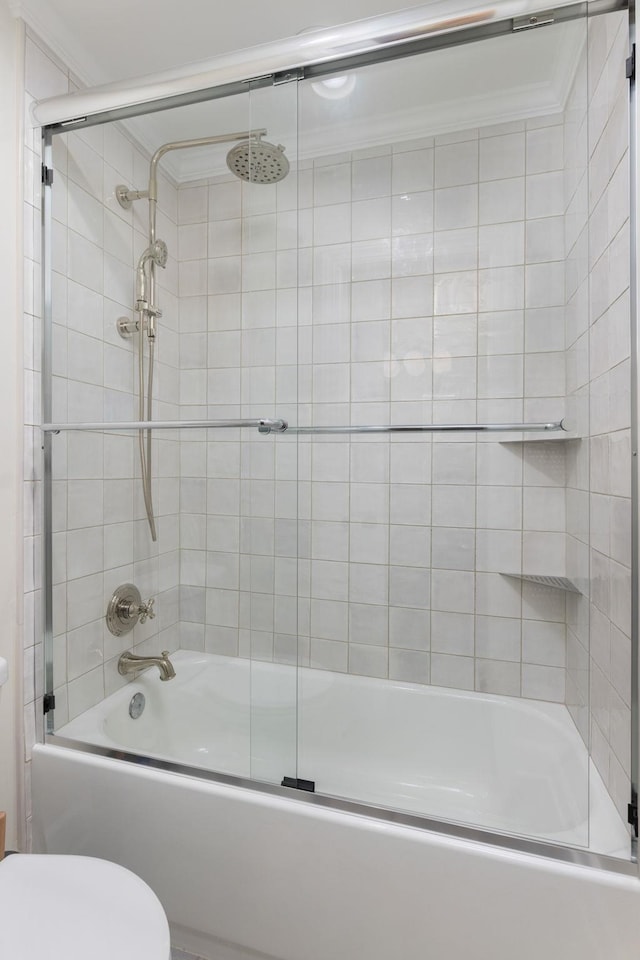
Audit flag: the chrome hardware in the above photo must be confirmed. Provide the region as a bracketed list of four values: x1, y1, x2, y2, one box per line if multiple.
[259, 418, 288, 433]
[115, 184, 150, 209]
[43, 417, 290, 434]
[116, 316, 140, 339]
[283, 420, 567, 435]
[118, 650, 176, 682]
[43, 418, 561, 436]
[129, 692, 146, 719]
[134, 300, 162, 317]
[513, 10, 555, 30]
[138, 598, 155, 623]
[106, 583, 156, 637]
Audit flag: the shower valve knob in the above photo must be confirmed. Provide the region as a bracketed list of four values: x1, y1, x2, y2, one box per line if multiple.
[106, 584, 156, 636]
[138, 598, 155, 624]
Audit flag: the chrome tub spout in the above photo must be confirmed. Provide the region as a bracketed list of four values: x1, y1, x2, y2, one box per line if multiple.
[118, 650, 176, 681]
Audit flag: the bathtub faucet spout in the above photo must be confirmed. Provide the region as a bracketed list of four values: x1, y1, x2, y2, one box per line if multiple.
[118, 650, 176, 681]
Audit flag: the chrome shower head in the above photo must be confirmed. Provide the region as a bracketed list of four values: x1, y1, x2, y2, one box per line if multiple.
[226, 137, 289, 184]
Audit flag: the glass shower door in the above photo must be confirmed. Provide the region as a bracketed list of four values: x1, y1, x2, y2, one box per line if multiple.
[238, 79, 301, 786]
[290, 8, 630, 854]
[44, 77, 302, 790]
[40, 0, 634, 863]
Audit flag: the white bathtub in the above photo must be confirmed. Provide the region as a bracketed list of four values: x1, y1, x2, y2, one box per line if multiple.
[54, 651, 627, 852]
[32, 652, 640, 960]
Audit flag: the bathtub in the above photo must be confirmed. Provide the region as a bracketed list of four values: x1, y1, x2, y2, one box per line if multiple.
[32, 652, 640, 960]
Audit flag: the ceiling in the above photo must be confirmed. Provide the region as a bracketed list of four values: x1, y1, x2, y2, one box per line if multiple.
[102, 20, 586, 184]
[12, 0, 430, 87]
[13, 0, 586, 184]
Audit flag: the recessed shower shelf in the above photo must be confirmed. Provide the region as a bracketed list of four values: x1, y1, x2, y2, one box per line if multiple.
[501, 573, 583, 594]
[500, 435, 580, 444]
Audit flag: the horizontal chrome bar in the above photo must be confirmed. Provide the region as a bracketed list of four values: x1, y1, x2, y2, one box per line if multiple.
[42, 418, 289, 434]
[285, 420, 567, 435]
[42, 419, 566, 436]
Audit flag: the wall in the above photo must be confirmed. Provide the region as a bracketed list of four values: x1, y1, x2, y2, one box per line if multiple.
[565, 10, 632, 824]
[0, 0, 23, 852]
[21, 32, 182, 850]
[22, 9, 634, 840]
[45, 115, 181, 727]
[181, 111, 571, 702]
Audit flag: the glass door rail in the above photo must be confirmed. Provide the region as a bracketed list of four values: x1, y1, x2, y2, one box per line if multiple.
[42, 419, 567, 435]
[41, 418, 289, 434]
[283, 421, 567, 435]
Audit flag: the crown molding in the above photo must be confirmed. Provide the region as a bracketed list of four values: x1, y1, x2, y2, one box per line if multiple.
[147, 78, 566, 185]
[552, 23, 587, 112]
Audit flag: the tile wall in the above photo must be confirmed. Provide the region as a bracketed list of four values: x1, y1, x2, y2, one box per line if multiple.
[565, 11, 632, 823]
[180, 112, 573, 701]
[23, 11, 634, 835]
[23, 31, 182, 850]
[175, 167, 301, 662]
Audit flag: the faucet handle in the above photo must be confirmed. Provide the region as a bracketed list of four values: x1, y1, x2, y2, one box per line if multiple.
[138, 597, 155, 624]
[106, 584, 157, 636]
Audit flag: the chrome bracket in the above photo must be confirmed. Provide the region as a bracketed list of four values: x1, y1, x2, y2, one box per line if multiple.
[513, 10, 555, 30]
[274, 68, 304, 84]
[115, 184, 150, 209]
[116, 316, 140, 339]
[258, 418, 289, 433]
[135, 300, 162, 318]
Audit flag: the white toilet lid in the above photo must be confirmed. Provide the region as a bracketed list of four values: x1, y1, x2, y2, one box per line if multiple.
[0, 854, 171, 960]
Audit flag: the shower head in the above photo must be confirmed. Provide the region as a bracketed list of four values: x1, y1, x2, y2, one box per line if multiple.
[140, 239, 168, 269]
[226, 136, 289, 184]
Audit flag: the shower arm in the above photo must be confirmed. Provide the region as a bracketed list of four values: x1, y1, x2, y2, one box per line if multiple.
[147, 128, 267, 211]
[144, 129, 267, 331]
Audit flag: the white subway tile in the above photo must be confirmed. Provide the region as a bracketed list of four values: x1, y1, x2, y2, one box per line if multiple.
[310, 637, 348, 672]
[389, 648, 429, 683]
[526, 171, 564, 219]
[476, 659, 520, 696]
[431, 653, 474, 690]
[434, 228, 477, 273]
[348, 643, 388, 678]
[435, 141, 478, 189]
[392, 192, 433, 236]
[314, 163, 351, 205]
[476, 616, 521, 661]
[388, 565, 429, 609]
[434, 184, 478, 230]
[352, 198, 391, 241]
[434, 271, 477, 315]
[392, 150, 432, 194]
[391, 276, 433, 318]
[479, 178, 525, 224]
[479, 133, 525, 181]
[522, 663, 565, 702]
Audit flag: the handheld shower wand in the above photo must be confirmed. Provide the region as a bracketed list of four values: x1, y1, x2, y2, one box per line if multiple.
[119, 127, 290, 544]
[136, 239, 168, 543]
[136, 239, 168, 336]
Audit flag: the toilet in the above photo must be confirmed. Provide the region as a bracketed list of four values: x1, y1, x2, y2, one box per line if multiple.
[0, 853, 171, 959]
